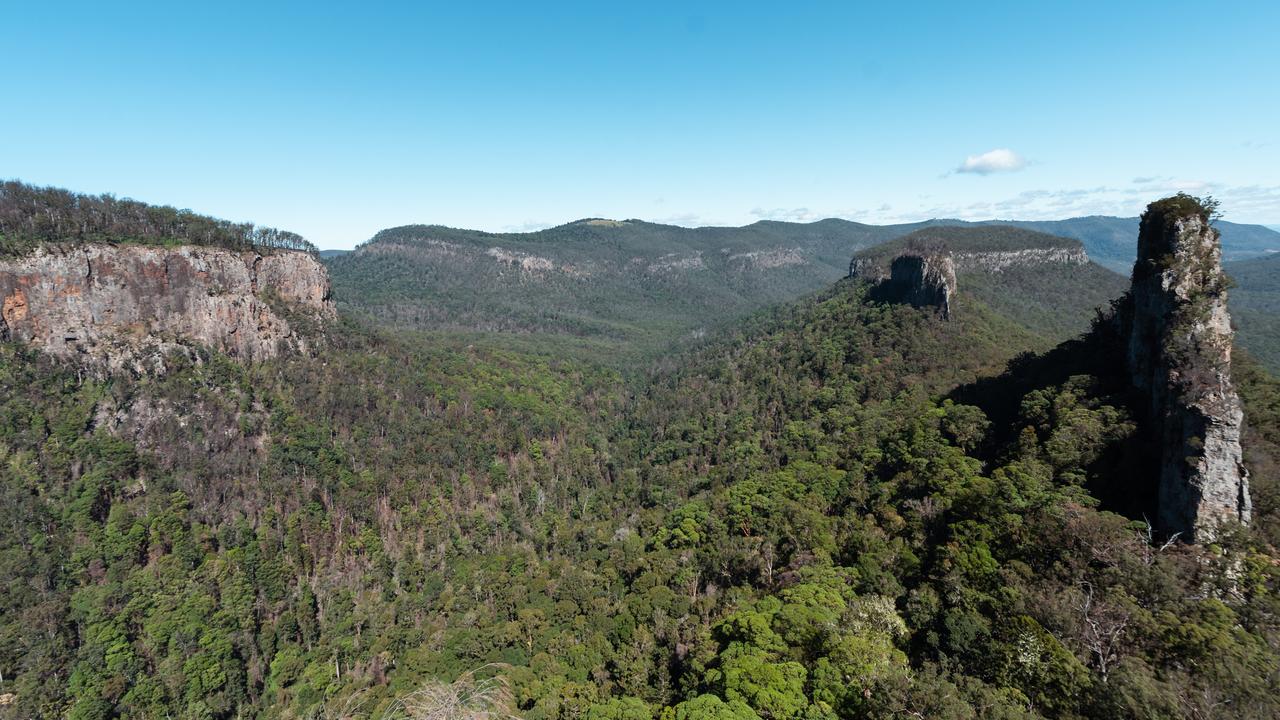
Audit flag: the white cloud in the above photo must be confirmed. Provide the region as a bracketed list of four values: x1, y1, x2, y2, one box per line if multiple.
[955, 148, 1027, 175]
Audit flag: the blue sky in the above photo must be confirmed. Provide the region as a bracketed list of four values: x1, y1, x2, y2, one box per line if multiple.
[3, 1, 1277, 249]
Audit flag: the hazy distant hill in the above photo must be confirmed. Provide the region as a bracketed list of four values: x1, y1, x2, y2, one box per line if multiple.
[326, 218, 928, 358]
[1227, 252, 1280, 372]
[940, 216, 1280, 272]
[328, 220, 1131, 359]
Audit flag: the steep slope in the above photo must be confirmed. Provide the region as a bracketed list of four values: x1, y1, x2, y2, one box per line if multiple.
[1227, 252, 1280, 372]
[0, 244, 334, 371]
[632, 268, 1280, 719]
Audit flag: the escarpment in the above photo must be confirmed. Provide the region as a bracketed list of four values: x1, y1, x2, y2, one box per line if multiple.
[0, 244, 335, 371]
[848, 225, 1090, 282]
[850, 244, 1088, 278]
[864, 251, 957, 318]
[847, 227, 1106, 331]
[1124, 195, 1251, 542]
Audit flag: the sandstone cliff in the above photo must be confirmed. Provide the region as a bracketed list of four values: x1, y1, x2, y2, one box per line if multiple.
[850, 245, 1088, 279]
[1125, 195, 1251, 542]
[872, 252, 957, 318]
[0, 244, 334, 371]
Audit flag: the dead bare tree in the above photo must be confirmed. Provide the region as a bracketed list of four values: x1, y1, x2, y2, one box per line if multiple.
[1075, 581, 1131, 682]
[383, 664, 518, 720]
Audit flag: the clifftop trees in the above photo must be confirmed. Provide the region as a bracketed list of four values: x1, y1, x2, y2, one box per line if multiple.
[0, 181, 317, 256]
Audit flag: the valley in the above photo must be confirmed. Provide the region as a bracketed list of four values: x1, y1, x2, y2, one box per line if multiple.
[2, 183, 1279, 719]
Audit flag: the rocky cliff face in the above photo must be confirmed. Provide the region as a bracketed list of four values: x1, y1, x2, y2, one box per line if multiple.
[874, 252, 957, 318]
[1125, 196, 1251, 542]
[0, 244, 334, 371]
[850, 246, 1088, 279]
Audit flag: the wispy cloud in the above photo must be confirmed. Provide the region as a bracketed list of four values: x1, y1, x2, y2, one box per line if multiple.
[895, 181, 1280, 223]
[955, 148, 1027, 175]
[749, 207, 820, 223]
[652, 213, 709, 227]
[503, 220, 554, 233]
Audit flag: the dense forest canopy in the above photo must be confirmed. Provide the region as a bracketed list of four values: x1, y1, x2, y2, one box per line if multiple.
[2, 190, 1280, 720]
[3, 274, 1280, 719]
[327, 224, 1137, 366]
[0, 181, 318, 257]
[1228, 252, 1280, 373]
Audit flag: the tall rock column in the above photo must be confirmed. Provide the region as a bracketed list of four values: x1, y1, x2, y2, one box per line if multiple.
[1127, 195, 1250, 542]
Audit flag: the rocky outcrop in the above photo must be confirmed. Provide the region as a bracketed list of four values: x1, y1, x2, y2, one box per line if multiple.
[1125, 196, 1250, 542]
[867, 251, 957, 318]
[850, 246, 1088, 279]
[0, 244, 334, 372]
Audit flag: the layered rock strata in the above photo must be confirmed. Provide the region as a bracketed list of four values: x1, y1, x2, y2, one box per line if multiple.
[0, 244, 334, 371]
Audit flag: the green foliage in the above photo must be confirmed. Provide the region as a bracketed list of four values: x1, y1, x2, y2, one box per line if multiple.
[1144, 192, 1219, 225]
[851, 225, 1084, 270]
[0, 180, 317, 257]
[3, 247, 1280, 720]
[1228, 253, 1280, 373]
[327, 220, 1142, 364]
[661, 694, 760, 720]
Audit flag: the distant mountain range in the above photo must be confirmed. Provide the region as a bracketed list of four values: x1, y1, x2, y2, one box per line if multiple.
[969, 216, 1280, 271]
[322, 214, 1280, 274]
[326, 220, 1137, 361]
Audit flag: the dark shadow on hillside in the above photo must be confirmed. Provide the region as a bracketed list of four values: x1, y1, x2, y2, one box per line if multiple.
[949, 299, 1161, 522]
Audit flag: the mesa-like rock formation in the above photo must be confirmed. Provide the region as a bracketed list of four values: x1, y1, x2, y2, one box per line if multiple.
[1125, 196, 1251, 542]
[0, 244, 335, 371]
[849, 244, 1088, 279]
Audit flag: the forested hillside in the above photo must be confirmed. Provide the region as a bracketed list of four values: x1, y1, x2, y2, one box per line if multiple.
[325, 217, 1275, 362]
[325, 218, 906, 359]
[5, 264, 1279, 719]
[848, 226, 1127, 344]
[1228, 253, 1280, 372]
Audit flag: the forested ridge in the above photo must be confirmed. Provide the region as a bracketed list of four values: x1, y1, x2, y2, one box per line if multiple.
[326, 219, 1278, 366]
[0, 181, 318, 257]
[4, 256, 1280, 719]
[1227, 253, 1280, 373]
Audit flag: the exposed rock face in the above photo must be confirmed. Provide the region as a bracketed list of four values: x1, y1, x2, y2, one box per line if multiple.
[849, 246, 1088, 279]
[0, 244, 334, 371]
[1126, 198, 1250, 542]
[873, 252, 957, 318]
